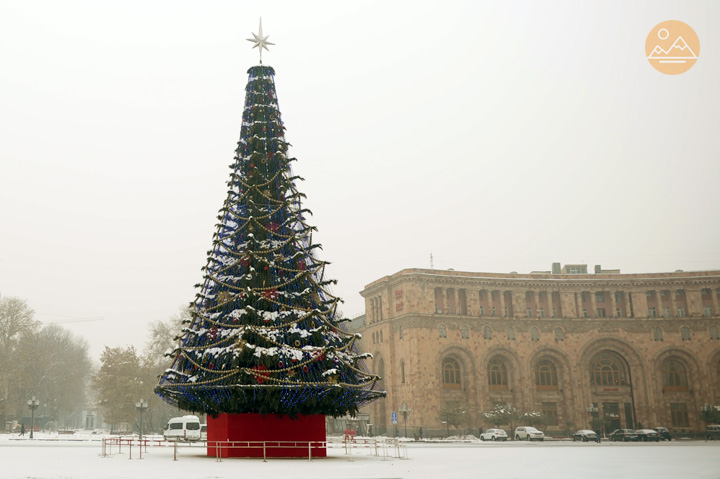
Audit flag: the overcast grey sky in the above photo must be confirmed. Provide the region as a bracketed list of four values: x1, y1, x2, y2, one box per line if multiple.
[1, 1, 718, 361]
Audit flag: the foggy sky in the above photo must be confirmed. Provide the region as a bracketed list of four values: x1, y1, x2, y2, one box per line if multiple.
[1, 1, 718, 361]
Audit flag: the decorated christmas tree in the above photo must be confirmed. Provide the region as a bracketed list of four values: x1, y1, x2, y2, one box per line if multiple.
[155, 28, 384, 422]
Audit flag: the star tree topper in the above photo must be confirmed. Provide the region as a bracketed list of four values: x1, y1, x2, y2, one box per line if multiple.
[246, 18, 274, 64]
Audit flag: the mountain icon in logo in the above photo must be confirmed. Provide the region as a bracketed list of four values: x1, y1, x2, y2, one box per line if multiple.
[646, 21, 700, 74]
[648, 35, 698, 59]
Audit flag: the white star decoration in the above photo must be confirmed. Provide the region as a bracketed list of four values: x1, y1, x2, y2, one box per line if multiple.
[246, 18, 274, 64]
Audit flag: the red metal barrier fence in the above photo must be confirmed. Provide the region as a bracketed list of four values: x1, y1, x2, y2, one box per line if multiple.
[101, 436, 408, 462]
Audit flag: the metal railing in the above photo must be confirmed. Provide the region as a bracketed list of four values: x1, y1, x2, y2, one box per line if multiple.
[101, 435, 408, 462]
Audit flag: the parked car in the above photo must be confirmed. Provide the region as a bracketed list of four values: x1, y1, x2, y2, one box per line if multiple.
[706, 425, 720, 440]
[514, 426, 545, 441]
[653, 427, 672, 441]
[635, 429, 660, 442]
[163, 415, 202, 442]
[572, 430, 598, 442]
[479, 428, 508, 441]
[608, 429, 638, 442]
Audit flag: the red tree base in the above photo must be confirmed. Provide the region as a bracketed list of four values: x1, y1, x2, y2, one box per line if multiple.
[207, 413, 326, 458]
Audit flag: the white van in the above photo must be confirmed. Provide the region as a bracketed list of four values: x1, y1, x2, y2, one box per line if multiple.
[163, 415, 202, 442]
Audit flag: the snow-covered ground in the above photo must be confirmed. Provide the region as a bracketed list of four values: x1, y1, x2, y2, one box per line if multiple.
[2, 432, 719, 479]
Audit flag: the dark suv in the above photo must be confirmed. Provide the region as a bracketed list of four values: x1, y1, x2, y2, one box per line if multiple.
[653, 427, 672, 441]
[609, 429, 638, 442]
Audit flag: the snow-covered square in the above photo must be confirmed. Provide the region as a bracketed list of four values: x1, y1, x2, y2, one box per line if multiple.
[2, 434, 720, 479]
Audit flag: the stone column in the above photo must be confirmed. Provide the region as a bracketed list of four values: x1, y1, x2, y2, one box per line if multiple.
[631, 290, 649, 317]
[574, 292, 581, 318]
[589, 291, 597, 318]
[624, 291, 631, 317]
[610, 290, 617, 317]
[686, 288, 703, 317]
[513, 290, 526, 318]
[669, 289, 677, 317]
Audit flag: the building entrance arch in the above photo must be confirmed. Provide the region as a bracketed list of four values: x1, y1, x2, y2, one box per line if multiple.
[581, 344, 643, 433]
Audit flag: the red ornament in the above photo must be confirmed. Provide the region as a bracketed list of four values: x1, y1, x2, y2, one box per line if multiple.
[268, 222, 279, 232]
[264, 266, 269, 271]
[302, 366, 309, 373]
[297, 261, 306, 271]
[252, 365, 269, 384]
[262, 289, 278, 300]
[239, 256, 250, 267]
[278, 361, 284, 368]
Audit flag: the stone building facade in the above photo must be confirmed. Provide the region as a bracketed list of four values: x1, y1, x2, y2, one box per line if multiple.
[356, 265, 720, 437]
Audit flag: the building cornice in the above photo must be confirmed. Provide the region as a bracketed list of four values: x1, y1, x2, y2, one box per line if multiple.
[361, 268, 720, 296]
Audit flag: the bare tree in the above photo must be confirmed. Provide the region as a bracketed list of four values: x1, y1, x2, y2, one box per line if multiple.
[144, 306, 190, 363]
[141, 306, 190, 433]
[93, 346, 145, 431]
[30, 325, 91, 427]
[0, 295, 40, 420]
[439, 400, 473, 436]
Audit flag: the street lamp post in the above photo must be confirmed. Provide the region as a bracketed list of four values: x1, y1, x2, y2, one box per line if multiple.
[135, 399, 148, 440]
[586, 403, 602, 437]
[399, 403, 411, 438]
[27, 396, 40, 439]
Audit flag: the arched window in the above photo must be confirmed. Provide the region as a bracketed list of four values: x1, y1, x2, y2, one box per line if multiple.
[711, 325, 720, 340]
[398, 326, 403, 339]
[380, 330, 383, 342]
[488, 359, 508, 389]
[400, 360, 406, 384]
[536, 360, 558, 390]
[681, 326, 691, 341]
[554, 327, 564, 341]
[372, 331, 376, 344]
[663, 359, 689, 392]
[653, 327, 664, 341]
[442, 358, 461, 389]
[506, 326, 515, 340]
[438, 324, 447, 338]
[461, 325, 469, 339]
[590, 351, 627, 386]
[530, 327, 540, 342]
[483, 326, 492, 340]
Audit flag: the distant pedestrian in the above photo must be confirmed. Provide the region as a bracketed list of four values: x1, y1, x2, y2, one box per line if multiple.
[419, 427, 423, 440]
[596, 431, 601, 443]
[20, 424, 25, 436]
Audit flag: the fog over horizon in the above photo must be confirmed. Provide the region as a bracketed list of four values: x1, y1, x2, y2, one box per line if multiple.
[1, 0, 719, 361]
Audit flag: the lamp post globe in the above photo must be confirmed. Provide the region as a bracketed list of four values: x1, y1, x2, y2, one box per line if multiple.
[26, 396, 40, 439]
[399, 403, 412, 438]
[135, 399, 148, 440]
[586, 403, 603, 438]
